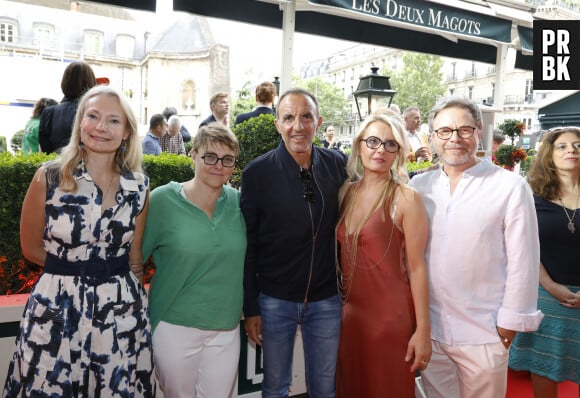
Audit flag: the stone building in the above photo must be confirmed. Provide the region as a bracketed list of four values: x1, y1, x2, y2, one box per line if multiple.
[0, 0, 229, 137]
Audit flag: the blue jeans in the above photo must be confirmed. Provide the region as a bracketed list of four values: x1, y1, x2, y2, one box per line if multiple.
[258, 293, 342, 398]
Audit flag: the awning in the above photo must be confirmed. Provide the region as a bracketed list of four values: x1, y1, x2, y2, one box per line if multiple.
[89, 0, 531, 68]
[308, 0, 512, 45]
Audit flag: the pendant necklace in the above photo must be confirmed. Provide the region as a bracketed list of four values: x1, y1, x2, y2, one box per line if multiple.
[558, 191, 580, 234]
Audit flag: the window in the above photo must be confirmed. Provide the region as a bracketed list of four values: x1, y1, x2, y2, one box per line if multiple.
[525, 79, 533, 96]
[84, 30, 104, 54]
[468, 86, 473, 99]
[0, 21, 16, 43]
[181, 80, 196, 110]
[33, 23, 55, 49]
[116, 34, 135, 58]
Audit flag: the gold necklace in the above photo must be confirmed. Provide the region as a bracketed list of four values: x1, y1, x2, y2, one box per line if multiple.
[101, 173, 116, 208]
[558, 192, 579, 234]
[337, 181, 395, 303]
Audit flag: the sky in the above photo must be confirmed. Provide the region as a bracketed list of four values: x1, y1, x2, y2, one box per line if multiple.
[206, 17, 357, 91]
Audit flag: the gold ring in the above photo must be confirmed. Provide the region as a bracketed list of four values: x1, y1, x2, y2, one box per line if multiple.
[421, 360, 428, 363]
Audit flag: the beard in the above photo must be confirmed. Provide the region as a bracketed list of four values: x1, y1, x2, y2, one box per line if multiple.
[440, 145, 476, 167]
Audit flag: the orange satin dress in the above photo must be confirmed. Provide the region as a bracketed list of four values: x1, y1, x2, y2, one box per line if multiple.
[336, 205, 416, 398]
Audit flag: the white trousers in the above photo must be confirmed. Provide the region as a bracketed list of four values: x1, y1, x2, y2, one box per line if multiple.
[153, 321, 240, 398]
[420, 340, 509, 398]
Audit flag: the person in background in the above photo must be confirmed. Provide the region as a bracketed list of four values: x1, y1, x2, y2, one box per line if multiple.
[321, 125, 338, 149]
[142, 114, 167, 156]
[233, 81, 276, 126]
[336, 110, 431, 397]
[242, 88, 347, 398]
[509, 126, 580, 398]
[4, 85, 155, 397]
[389, 103, 402, 117]
[199, 92, 230, 128]
[162, 106, 192, 143]
[403, 107, 430, 162]
[409, 96, 543, 398]
[491, 129, 505, 163]
[142, 123, 246, 398]
[22, 97, 57, 154]
[160, 115, 186, 155]
[39, 61, 97, 154]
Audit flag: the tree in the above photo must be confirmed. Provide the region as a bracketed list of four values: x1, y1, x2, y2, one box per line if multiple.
[230, 81, 255, 124]
[293, 76, 349, 133]
[383, 53, 446, 123]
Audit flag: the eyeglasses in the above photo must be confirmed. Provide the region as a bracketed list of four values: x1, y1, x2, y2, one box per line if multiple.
[433, 126, 476, 140]
[300, 168, 315, 203]
[201, 152, 236, 168]
[360, 136, 400, 153]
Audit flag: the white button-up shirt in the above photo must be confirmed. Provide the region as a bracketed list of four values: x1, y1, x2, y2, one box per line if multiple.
[409, 160, 543, 345]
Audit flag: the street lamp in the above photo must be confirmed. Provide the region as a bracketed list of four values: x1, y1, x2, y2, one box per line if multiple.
[353, 67, 396, 120]
[272, 76, 280, 112]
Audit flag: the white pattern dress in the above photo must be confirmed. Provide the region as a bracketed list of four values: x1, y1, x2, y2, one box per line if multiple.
[3, 161, 155, 397]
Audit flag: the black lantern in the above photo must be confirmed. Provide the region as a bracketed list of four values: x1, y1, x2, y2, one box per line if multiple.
[353, 67, 396, 120]
[272, 76, 280, 112]
[272, 76, 280, 96]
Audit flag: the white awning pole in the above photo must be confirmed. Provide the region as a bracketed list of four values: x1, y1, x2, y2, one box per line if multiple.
[280, 0, 296, 94]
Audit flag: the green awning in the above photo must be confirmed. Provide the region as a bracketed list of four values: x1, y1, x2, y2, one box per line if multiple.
[309, 0, 512, 43]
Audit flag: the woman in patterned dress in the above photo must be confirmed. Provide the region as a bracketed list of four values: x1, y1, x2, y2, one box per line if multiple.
[4, 85, 155, 397]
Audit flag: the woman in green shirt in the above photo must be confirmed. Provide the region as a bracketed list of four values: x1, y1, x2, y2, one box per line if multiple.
[142, 123, 247, 398]
[22, 97, 57, 154]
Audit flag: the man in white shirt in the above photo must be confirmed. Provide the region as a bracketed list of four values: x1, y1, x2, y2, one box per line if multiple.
[404, 106, 431, 162]
[409, 96, 543, 398]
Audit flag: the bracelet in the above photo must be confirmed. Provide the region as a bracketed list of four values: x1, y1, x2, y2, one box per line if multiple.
[498, 334, 510, 344]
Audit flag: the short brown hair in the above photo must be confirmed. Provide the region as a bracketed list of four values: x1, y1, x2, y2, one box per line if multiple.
[256, 81, 277, 104]
[210, 92, 229, 106]
[60, 61, 97, 100]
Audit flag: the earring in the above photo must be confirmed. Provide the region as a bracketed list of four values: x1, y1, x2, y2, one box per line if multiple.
[120, 139, 127, 153]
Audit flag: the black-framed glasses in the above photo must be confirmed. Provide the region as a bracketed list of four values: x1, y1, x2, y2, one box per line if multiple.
[201, 152, 236, 168]
[434, 126, 476, 140]
[360, 136, 400, 153]
[299, 168, 315, 203]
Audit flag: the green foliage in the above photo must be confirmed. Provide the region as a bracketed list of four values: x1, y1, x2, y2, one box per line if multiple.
[0, 152, 194, 295]
[383, 53, 446, 122]
[11, 130, 24, 152]
[0, 152, 56, 294]
[230, 81, 255, 125]
[231, 113, 280, 184]
[292, 76, 349, 129]
[0, 136, 6, 153]
[406, 161, 433, 172]
[142, 153, 194, 190]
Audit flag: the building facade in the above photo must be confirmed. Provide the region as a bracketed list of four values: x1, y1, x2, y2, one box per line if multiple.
[0, 0, 229, 142]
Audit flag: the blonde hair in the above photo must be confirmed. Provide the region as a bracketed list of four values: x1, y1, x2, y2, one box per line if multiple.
[48, 85, 142, 191]
[346, 110, 409, 184]
[193, 122, 240, 156]
[338, 109, 410, 249]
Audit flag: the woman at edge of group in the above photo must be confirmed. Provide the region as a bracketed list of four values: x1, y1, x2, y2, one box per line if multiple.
[142, 122, 246, 398]
[335, 109, 431, 398]
[509, 126, 580, 398]
[4, 84, 155, 397]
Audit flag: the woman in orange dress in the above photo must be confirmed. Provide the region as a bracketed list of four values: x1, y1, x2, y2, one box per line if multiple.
[336, 110, 431, 397]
